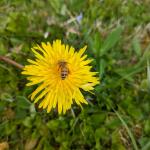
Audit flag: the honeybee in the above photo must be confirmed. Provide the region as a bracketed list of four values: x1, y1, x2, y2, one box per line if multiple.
[58, 60, 69, 80]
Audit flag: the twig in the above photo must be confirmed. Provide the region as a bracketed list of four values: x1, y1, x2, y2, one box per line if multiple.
[0, 55, 24, 69]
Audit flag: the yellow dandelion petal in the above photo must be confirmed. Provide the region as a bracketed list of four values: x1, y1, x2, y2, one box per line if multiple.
[31, 48, 45, 61]
[31, 83, 48, 100]
[42, 91, 52, 109]
[52, 93, 58, 109]
[47, 92, 55, 113]
[34, 44, 49, 58]
[34, 87, 50, 103]
[22, 39, 99, 114]
[78, 45, 87, 57]
[26, 77, 45, 86]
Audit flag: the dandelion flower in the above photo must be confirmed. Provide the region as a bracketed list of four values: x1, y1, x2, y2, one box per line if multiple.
[22, 40, 99, 114]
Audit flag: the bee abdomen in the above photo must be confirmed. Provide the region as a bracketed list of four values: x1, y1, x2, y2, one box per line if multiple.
[61, 68, 68, 80]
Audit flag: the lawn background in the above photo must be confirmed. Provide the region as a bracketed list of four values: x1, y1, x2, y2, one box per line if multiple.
[0, 0, 150, 149]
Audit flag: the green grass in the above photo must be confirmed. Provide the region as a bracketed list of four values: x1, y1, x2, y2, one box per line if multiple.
[0, 0, 150, 149]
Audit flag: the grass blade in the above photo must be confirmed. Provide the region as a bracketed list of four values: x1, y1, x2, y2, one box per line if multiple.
[100, 26, 123, 56]
[112, 107, 139, 150]
[147, 60, 150, 90]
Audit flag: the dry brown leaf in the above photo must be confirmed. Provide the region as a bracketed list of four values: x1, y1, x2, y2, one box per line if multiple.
[0, 142, 9, 150]
[25, 139, 38, 150]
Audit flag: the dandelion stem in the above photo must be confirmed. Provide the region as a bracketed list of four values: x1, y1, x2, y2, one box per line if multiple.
[0, 55, 24, 69]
